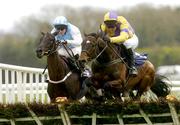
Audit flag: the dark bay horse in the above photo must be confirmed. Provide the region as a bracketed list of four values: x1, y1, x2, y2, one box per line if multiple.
[36, 32, 88, 103]
[79, 33, 171, 100]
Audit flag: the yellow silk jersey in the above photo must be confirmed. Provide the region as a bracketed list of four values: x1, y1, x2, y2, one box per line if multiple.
[100, 16, 135, 43]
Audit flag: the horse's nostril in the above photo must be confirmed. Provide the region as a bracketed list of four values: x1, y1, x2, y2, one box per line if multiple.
[36, 48, 43, 58]
[36, 48, 42, 53]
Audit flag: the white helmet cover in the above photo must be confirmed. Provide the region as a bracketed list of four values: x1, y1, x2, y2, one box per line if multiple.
[53, 16, 68, 26]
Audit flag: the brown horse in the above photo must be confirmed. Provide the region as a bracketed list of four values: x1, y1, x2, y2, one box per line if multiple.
[79, 32, 170, 100]
[36, 32, 88, 103]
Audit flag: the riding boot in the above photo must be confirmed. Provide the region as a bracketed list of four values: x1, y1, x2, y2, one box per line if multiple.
[81, 68, 92, 78]
[67, 57, 79, 71]
[126, 48, 138, 76]
[80, 61, 92, 78]
[81, 68, 92, 88]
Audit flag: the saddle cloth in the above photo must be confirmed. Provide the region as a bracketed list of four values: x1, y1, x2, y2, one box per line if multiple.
[134, 53, 148, 67]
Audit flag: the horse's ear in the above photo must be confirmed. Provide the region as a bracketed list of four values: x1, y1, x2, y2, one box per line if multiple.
[98, 30, 106, 38]
[41, 32, 45, 36]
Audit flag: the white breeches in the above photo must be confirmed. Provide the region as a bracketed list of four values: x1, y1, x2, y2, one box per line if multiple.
[58, 46, 82, 57]
[123, 34, 139, 50]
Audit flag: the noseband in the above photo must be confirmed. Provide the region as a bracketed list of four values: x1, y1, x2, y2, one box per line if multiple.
[46, 40, 61, 56]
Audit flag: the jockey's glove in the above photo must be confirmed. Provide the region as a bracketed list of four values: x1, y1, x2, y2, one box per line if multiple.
[60, 40, 68, 45]
[103, 35, 111, 43]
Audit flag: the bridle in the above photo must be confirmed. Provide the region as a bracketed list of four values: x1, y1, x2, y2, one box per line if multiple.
[81, 36, 99, 59]
[40, 34, 73, 84]
[45, 39, 61, 57]
[82, 35, 125, 67]
[40, 33, 87, 100]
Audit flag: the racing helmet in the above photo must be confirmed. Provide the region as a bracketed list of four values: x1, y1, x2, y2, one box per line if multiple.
[53, 16, 68, 30]
[104, 11, 118, 28]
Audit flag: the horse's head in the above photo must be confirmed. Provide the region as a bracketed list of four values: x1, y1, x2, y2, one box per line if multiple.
[79, 32, 117, 63]
[36, 32, 56, 58]
[79, 33, 97, 62]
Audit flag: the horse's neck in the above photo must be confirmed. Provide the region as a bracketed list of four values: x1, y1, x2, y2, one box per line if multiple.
[96, 49, 113, 63]
[95, 47, 120, 67]
[47, 52, 69, 80]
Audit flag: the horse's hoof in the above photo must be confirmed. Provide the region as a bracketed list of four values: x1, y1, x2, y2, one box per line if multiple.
[166, 95, 177, 102]
[55, 97, 68, 103]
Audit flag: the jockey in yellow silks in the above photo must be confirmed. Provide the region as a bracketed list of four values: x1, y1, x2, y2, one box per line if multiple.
[100, 11, 139, 76]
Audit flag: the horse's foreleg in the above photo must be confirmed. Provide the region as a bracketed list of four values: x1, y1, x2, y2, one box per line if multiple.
[136, 75, 152, 100]
[103, 79, 124, 99]
[47, 83, 56, 102]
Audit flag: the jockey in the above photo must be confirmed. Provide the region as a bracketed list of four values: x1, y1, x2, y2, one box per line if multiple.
[51, 16, 91, 78]
[51, 16, 82, 57]
[100, 11, 139, 76]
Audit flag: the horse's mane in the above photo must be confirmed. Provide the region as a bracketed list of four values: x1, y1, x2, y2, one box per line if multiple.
[84, 32, 99, 38]
[86, 31, 108, 40]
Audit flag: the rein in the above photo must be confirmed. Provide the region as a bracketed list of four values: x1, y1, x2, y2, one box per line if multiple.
[43, 40, 73, 84]
[92, 39, 125, 67]
[107, 42, 130, 68]
[94, 41, 108, 60]
[42, 41, 60, 74]
[105, 41, 132, 88]
[46, 41, 60, 56]
[61, 40, 75, 58]
[93, 58, 122, 67]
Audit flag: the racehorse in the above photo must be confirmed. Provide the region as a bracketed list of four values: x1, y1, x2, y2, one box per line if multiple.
[79, 32, 170, 100]
[36, 32, 88, 103]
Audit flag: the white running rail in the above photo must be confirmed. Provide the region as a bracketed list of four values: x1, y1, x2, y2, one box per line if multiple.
[0, 63, 50, 104]
[0, 63, 180, 104]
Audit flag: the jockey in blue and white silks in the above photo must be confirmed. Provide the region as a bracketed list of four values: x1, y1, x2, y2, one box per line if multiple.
[51, 16, 91, 78]
[51, 16, 82, 57]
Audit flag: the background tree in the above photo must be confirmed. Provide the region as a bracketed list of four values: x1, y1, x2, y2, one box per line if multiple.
[0, 4, 180, 68]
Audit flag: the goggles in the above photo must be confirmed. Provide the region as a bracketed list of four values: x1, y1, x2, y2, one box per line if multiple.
[104, 20, 117, 28]
[55, 25, 67, 30]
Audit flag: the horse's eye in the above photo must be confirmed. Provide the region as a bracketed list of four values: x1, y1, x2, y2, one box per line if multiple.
[49, 40, 54, 44]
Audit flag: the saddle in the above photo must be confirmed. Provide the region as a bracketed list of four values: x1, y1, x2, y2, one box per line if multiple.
[116, 44, 148, 67]
[134, 53, 148, 67]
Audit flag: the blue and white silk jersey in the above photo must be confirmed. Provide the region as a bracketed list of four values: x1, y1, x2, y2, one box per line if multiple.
[51, 23, 82, 49]
[51, 22, 82, 57]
